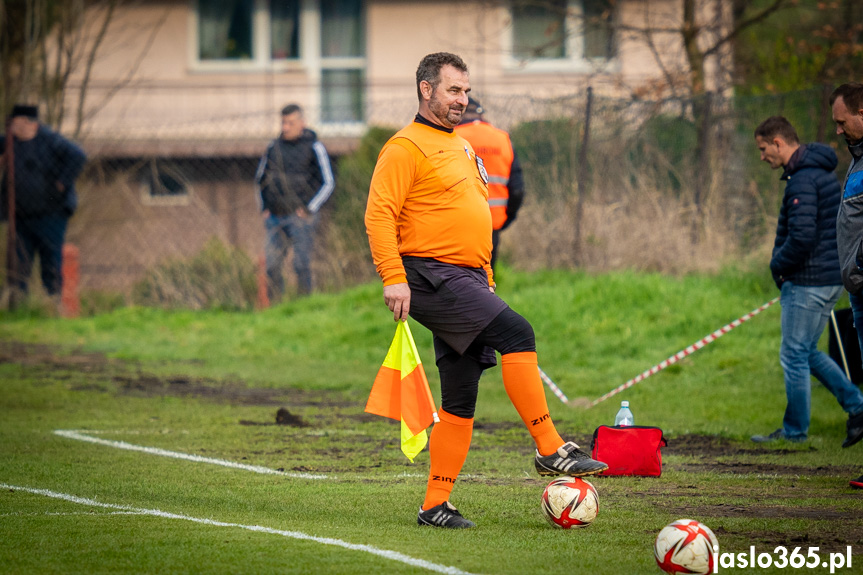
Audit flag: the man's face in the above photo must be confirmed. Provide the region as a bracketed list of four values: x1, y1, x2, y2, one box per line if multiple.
[755, 135, 785, 169]
[424, 65, 470, 128]
[832, 96, 863, 144]
[10, 117, 38, 141]
[281, 111, 305, 141]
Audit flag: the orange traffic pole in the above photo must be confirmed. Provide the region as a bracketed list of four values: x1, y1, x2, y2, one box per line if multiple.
[256, 253, 269, 310]
[60, 244, 80, 318]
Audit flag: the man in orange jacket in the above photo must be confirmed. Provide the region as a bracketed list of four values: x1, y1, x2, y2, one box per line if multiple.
[365, 52, 607, 529]
[455, 97, 524, 270]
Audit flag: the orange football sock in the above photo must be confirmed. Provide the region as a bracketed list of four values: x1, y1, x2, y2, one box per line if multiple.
[501, 351, 564, 456]
[422, 409, 474, 510]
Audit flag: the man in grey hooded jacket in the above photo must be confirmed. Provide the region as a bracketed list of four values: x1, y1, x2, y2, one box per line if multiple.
[831, 83, 863, 489]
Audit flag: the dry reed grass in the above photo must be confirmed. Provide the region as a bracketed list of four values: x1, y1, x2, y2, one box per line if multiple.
[502, 186, 772, 275]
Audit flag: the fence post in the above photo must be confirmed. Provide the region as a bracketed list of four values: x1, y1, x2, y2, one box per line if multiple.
[60, 244, 80, 318]
[257, 253, 270, 309]
[574, 86, 593, 265]
[816, 84, 834, 143]
[692, 91, 713, 244]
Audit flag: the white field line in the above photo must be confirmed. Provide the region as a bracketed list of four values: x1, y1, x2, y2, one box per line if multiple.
[54, 430, 504, 481]
[1, 483, 479, 575]
[53, 430, 328, 480]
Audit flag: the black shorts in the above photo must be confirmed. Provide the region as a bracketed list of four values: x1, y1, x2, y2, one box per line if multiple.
[403, 256, 508, 368]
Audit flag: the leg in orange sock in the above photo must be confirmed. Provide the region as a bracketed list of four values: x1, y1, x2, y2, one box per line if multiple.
[422, 408, 474, 510]
[501, 351, 564, 456]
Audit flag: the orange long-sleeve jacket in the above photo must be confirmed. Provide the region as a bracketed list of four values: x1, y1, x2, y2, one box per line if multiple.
[454, 120, 515, 230]
[365, 120, 493, 287]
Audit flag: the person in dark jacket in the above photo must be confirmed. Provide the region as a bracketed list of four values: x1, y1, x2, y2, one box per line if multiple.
[750, 116, 863, 446]
[255, 104, 334, 299]
[1, 104, 86, 297]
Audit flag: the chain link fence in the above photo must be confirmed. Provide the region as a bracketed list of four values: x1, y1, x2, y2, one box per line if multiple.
[1, 86, 840, 313]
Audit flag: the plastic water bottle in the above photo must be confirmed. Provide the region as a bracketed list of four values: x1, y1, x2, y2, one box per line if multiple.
[614, 401, 634, 426]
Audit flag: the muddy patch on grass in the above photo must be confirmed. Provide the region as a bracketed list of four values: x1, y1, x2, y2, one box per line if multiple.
[0, 340, 118, 369]
[669, 460, 860, 476]
[112, 373, 356, 410]
[663, 433, 816, 457]
[112, 373, 292, 406]
[656, 433, 858, 476]
[3, 340, 358, 411]
[662, 503, 860, 521]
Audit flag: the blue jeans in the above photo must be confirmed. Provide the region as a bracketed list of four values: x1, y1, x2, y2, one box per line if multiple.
[264, 212, 317, 299]
[780, 282, 863, 440]
[15, 214, 68, 296]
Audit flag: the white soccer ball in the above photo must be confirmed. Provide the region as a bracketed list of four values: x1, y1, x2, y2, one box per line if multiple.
[540, 476, 599, 528]
[654, 519, 719, 575]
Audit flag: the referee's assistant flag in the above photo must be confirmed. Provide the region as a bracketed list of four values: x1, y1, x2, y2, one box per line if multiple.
[365, 321, 438, 462]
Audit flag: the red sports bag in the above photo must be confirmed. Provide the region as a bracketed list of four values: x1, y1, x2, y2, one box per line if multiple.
[590, 425, 667, 477]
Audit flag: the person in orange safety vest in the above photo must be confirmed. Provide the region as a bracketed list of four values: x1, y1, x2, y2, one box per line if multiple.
[455, 97, 524, 271]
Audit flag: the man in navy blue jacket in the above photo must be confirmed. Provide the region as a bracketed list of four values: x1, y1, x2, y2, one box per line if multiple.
[751, 116, 863, 447]
[1, 104, 86, 297]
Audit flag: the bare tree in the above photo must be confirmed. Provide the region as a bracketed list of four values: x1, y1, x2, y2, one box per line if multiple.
[1, 0, 97, 128]
[504, 1, 791, 242]
[618, 0, 790, 99]
[0, 0, 165, 136]
[619, 0, 789, 239]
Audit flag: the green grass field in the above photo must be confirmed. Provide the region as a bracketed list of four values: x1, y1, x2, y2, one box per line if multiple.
[2, 266, 862, 574]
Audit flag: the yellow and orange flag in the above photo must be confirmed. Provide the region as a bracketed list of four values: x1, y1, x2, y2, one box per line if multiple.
[365, 321, 438, 462]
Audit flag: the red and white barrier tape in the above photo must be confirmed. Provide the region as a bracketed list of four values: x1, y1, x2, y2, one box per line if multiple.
[539, 367, 570, 404]
[589, 297, 780, 407]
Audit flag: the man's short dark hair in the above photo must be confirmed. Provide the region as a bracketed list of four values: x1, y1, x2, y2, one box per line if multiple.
[416, 52, 468, 102]
[281, 104, 302, 116]
[754, 116, 799, 145]
[830, 83, 863, 113]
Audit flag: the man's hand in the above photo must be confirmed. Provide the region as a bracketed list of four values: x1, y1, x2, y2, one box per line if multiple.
[296, 207, 309, 218]
[383, 282, 411, 321]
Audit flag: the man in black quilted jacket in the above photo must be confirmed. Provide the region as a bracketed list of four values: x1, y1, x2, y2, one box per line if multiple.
[255, 104, 334, 299]
[751, 116, 863, 447]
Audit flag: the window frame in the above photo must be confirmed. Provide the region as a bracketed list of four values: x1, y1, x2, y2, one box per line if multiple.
[318, 0, 366, 126]
[503, 0, 618, 73]
[189, 0, 308, 72]
[188, 0, 366, 127]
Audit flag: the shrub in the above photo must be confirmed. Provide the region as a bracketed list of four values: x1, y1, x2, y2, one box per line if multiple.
[627, 114, 698, 195]
[132, 238, 257, 310]
[317, 126, 398, 290]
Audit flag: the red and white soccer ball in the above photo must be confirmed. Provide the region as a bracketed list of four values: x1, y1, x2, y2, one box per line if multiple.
[654, 519, 719, 575]
[541, 476, 599, 529]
